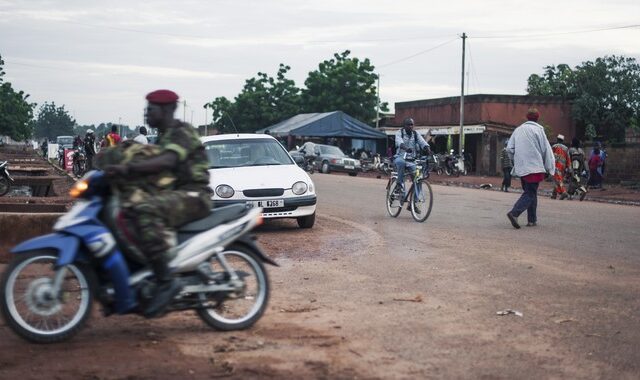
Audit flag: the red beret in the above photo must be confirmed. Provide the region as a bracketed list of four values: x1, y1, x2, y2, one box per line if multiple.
[526, 107, 540, 121]
[146, 89, 179, 104]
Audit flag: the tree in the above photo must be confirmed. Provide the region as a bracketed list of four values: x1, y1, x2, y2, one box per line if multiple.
[527, 56, 640, 141]
[302, 50, 388, 124]
[0, 54, 35, 140]
[206, 64, 301, 132]
[34, 102, 76, 140]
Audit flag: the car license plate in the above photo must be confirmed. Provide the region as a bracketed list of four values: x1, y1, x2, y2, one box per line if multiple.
[345, 165, 354, 170]
[252, 199, 284, 208]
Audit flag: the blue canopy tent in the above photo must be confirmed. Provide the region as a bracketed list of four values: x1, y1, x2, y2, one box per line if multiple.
[257, 111, 386, 139]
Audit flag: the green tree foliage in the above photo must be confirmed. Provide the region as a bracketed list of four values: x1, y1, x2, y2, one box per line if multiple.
[527, 56, 640, 141]
[205, 52, 388, 132]
[34, 102, 76, 140]
[302, 50, 388, 123]
[0, 55, 35, 140]
[206, 64, 301, 132]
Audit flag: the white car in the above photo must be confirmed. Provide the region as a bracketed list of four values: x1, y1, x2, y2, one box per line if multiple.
[202, 133, 317, 228]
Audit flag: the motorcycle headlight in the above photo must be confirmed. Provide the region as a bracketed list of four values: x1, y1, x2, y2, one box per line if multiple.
[215, 184, 235, 198]
[292, 181, 308, 195]
[69, 179, 89, 198]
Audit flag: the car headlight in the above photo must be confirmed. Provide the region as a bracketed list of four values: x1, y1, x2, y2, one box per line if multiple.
[215, 184, 235, 198]
[292, 181, 308, 195]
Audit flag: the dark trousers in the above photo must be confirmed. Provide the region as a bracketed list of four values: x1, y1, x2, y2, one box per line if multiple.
[502, 167, 512, 189]
[510, 179, 539, 223]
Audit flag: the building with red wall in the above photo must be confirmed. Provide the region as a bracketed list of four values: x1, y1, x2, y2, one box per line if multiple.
[387, 94, 575, 175]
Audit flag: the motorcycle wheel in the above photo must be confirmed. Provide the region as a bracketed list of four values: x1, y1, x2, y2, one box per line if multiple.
[385, 180, 402, 217]
[197, 245, 269, 331]
[463, 162, 471, 176]
[444, 166, 452, 176]
[0, 177, 10, 196]
[72, 162, 81, 177]
[0, 252, 94, 343]
[410, 180, 434, 223]
[436, 167, 443, 176]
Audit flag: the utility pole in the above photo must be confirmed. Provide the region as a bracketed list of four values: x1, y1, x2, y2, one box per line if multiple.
[204, 105, 208, 136]
[459, 32, 466, 155]
[183, 100, 187, 122]
[376, 74, 381, 129]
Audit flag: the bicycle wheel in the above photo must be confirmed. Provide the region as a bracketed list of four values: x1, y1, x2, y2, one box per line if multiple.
[386, 180, 402, 217]
[410, 180, 433, 222]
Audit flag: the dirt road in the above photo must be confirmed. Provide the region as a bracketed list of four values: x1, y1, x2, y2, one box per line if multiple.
[1, 174, 639, 379]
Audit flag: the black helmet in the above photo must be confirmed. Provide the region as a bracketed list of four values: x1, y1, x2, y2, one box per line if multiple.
[403, 117, 415, 127]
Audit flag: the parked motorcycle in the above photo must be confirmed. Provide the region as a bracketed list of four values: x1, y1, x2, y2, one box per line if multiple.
[427, 154, 444, 176]
[0, 161, 14, 196]
[0, 170, 277, 343]
[443, 151, 462, 177]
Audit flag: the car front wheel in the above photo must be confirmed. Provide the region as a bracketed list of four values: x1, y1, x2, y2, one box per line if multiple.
[297, 212, 315, 228]
[321, 161, 330, 174]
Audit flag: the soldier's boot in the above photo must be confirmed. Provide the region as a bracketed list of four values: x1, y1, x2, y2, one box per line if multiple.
[144, 259, 183, 318]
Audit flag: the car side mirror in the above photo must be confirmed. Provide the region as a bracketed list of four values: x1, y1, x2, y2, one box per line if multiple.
[293, 156, 304, 164]
[295, 145, 300, 150]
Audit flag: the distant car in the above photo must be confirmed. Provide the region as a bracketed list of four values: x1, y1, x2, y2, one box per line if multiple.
[202, 134, 317, 228]
[55, 135, 74, 166]
[290, 142, 360, 176]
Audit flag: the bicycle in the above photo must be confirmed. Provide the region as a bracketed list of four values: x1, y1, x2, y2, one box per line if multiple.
[385, 156, 434, 222]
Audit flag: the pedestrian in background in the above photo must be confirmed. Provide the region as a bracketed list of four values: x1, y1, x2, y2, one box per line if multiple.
[500, 140, 513, 192]
[551, 134, 570, 200]
[134, 126, 149, 145]
[506, 108, 555, 229]
[588, 142, 604, 189]
[84, 129, 96, 170]
[106, 125, 122, 146]
[588, 141, 606, 189]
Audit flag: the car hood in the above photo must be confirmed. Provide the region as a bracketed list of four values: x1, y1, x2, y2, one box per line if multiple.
[209, 164, 312, 190]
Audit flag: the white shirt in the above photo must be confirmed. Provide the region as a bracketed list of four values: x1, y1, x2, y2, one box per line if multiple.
[507, 121, 555, 177]
[133, 134, 149, 145]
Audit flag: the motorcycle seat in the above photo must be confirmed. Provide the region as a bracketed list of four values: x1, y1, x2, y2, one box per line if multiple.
[179, 204, 249, 233]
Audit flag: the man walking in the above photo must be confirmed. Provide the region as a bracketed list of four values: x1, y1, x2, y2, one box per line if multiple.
[506, 108, 555, 228]
[551, 134, 570, 200]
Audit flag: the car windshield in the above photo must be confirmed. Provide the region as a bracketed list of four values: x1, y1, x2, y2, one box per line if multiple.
[204, 138, 295, 169]
[319, 145, 346, 157]
[56, 137, 74, 147]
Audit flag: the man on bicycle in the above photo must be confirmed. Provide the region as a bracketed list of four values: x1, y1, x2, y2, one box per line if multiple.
[394, 117, 431, 194]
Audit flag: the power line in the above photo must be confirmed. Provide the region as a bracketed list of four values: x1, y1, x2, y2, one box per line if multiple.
[470, 24, 640, 40]
[378, 37, 458, 68]
[60, 20, 458, 44]
[4, 60, 80, 73]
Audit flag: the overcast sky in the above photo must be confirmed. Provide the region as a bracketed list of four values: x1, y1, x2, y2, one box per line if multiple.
[1, 0, 639, 129]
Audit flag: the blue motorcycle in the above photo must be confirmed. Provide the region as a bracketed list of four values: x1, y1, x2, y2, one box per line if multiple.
[0, 171, 277, 343]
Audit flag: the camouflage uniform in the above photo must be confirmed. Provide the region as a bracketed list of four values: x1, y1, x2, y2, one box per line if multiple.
[126, 122, 212, 262]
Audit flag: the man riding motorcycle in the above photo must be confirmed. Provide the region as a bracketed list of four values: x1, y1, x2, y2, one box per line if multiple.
[394, 117, 431, 194]
[102, 89, 213, 318]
